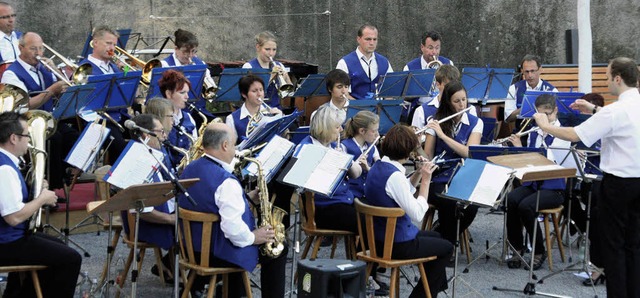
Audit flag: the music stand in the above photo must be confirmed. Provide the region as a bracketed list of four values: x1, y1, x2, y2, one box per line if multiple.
[292, 74, 330, 125]
[145, 64, 207, 103]
[52, 84, 97, 120]
[87, 179, 199, 298]
[80, 72, 142, 118]
[519, 91, 585, 118]
[215, 68, 271, 102]
[346, 99, 403, 134]
[489, 153, 575, 297]
[462, 67, 514, 105]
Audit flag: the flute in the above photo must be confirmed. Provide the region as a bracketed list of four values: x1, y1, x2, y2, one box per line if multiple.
[357, 136, 380, 161]
[415, 106, 474, 135]
[491, 126, 541, 145]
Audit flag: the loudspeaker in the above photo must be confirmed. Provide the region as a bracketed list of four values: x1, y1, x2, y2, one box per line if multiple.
[297, 258, 366, 298]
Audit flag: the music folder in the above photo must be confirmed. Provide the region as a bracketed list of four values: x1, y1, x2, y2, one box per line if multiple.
[52, 83, 96, 120]
[243, 135, 295, 183]
[65, 121, 111, 172]
[438, 158, 513, 208]
[277, 144, 353, 197]
[487, 152, 576, 182]
[146, 64, 207, 102]
[77, 71, 142, 121]
[103, 140, 165, 189]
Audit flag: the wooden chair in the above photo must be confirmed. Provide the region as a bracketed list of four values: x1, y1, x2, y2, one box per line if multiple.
[355, 198, 438, 298]
[299, 191, 356, 260]
[93, 165, 123, 287]
[539, 206, 566, 270]
[177, 207, 252, 298]
[421, 205, 472, 264]
[0, 265, 47, 298]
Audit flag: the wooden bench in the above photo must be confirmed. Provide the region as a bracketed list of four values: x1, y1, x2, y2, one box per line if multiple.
[540, 64, 612, 104]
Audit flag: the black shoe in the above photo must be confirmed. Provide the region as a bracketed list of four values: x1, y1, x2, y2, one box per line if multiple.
[319, 236, 333, 247]
[523, 254, 546, 271]
[150, 264, 174, 285]
[582, 274, 605, 286]
[506, 256, 522, 269]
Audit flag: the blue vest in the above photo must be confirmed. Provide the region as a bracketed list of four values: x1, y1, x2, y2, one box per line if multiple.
[420, 100, 439, 126]
[0, 31, 22, 62]
[433, 113, 479, 183]
[365, 161, 418, 243]
[178, 157, 259, 271]
[342, 138, 375, 198]
[163, 56, 212, 116]
[342, 51, 390, 100]
[522, 131, 566, 190]
[294, 136, 354, 206]
[230, 108, 250, 142]
[121, 201, 174, 249]
[6, 61, 55, 112]
[168, 110, 196, 162]
[514, 80, 555, 108]
[247, 58, 280, 109]
[78, 58, 126, 121]
[0, 151, 28, 243]
[405, 56, 453, 70]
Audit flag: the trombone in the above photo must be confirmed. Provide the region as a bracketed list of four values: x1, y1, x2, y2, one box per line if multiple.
[108, 46, 161, 86]
[40, 42, 93, 85]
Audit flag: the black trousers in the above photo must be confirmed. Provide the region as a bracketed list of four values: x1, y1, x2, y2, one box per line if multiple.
[314, 202, 358, 234]
[428, 183, 479, 245]
[376, 230, 452, 298]
[506, 186, 564, 254]
[192, 245, 288, 298]
[598, 173, 640, 298]
[0, 233, 82, 298]
[47, 120, 80, 190]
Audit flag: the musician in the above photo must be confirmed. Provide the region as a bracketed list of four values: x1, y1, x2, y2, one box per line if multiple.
[145, 97, 175, 137]
[411, 65, 477, 130]
[242, 31, 292, 109]
[342, 110, 380, 199]
[309, 69, 350, 124]
[178, 122, 286, 298]
[403, 30, 454, 72]
[159, 69, 198, 165]
[336, 24, 393, 100]
[161, 28, 221, 118]
[423, 81, 483, 245]
[0, 2, 20, 63]
[120, 114, 176, 282]
[225, 74, 282, 143]
[533, 57, 640, 297]
[0, 111, 81, 298]
[365, 124, 452, 298]
[504, 54, 557, 124]
[504, 94, 570, 270]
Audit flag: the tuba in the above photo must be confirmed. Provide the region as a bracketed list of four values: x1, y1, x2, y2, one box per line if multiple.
[240, 155, 287, 258]
[0, 83, 29, 113]
[26, 110, 57, 232]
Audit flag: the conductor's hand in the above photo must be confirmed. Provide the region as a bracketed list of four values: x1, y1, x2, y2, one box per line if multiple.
[252, 225, 276, 245]
[569, 99, 596, 115]
[37, 189, 57, 207]
[532, 113, 550, 130]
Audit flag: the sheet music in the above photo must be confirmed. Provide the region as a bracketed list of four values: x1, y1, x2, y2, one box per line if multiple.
[65, 122, 111, 172]
[105, 141, 165, 189]
[468, 164, 512, 206]
[514, 164, 565, 180]
[282, 144, 353, 195]
[246, 135, 294, 181]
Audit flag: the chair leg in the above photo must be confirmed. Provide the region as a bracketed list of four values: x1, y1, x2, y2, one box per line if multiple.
[417, 264, 432, 298]
[389, 268, 398, 298]
[310, 236, 323, 259]
[330, 236, 338, 259]
[208, 274, 218, 298]
[99, 229, 122, 286]
[119, 248, 135, 289]
[30, 270, 43, 298]
[301, 235, 314, 259]
[181, 271, 197, 298]
[242, 271, 253, 298]
[463, 230, 472, 264]
[552, 214, 566, 262]
[543, 215, 553, 270]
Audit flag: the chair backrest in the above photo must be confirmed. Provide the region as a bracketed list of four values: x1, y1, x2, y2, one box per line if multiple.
[178, 207, 220, 268]
[94, 165, 112, 202]
[354, 198, 406, 261]
[300, 191, 318, 230]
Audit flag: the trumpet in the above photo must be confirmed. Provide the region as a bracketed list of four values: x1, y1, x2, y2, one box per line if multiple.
[415, 106, 474, 135]
[268, 57, 294, 98]
[40, 42, 93, 85]
[491, 126, 541, 145]
[109, 46, 162, 85]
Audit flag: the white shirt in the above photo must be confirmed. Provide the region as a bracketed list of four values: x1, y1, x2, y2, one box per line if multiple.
[309, 99, 349, 124]
[527, 120, 571, 163]
[336, 48, 393, 93]
[504, 80, 558, 119]
[1, 57, 57, 93]
[225, 103, 281, 137]
[350, 137, 380, 161]
[424, 111, 484, 137]
[379, 156, 429, 227]
[0, 147, 25, 217]
[574, 88, 640, 177]
[174, 110, 198, 139]
[411, 98, 478, 129]
[0, 31, 20, 62]
[88, 55, 115, 74]
[161, 53, 213, 80]
[206, 153, 255, 247]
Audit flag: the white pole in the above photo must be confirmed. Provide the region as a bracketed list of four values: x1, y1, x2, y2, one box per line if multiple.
[577, 0, 592, 93]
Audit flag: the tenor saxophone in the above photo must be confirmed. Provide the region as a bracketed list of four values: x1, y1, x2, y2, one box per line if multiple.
[242, 156, 287, 258]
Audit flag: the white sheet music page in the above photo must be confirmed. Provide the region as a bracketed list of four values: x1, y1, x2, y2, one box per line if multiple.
[246, 135, 294, 180]
[282, 145, 325, 188]
[65, 122, 111, 172]
[105, 141, 164, 189]
[470, 164, 512, 207]
[304, 148, 353, 194]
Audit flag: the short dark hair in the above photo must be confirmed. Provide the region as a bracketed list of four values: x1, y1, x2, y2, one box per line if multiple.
[609, 57, 639, 87]
[238, 74, 265, 101]
[159, 69, 192, 97]
[131, 114, 159, 138]
[421, 31, 442, 45]
[357, 24, 377, 37]
[534, 93, 557, 110]
[0, 112, 27, 144]
[521, 54, 542, 69]
[435, 64, 460, 84]
[325, 69, 350, 93]
[174, 29, 199, 49]
[202, 125, 229, 150]
[580, 93, 605, 107]
[380, 124, 418, 160]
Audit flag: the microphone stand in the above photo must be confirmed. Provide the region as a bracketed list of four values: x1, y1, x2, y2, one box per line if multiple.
[136, 136, 196, 298]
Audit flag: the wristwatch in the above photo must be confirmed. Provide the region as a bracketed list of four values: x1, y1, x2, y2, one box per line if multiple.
[592, 105, 597, 114]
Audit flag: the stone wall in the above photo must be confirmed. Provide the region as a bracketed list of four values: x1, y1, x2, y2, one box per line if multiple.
[13, 0, 640, 73]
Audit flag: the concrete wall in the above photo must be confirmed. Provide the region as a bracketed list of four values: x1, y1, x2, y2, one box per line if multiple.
[13, 0, 640, 73]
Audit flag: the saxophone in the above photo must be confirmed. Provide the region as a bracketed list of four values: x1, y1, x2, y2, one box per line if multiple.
[241, 156, 287, 258]
[175, 103, 223, 171]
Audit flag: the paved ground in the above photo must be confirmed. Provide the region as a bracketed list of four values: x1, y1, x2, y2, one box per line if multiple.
[4, 208, 607, 297]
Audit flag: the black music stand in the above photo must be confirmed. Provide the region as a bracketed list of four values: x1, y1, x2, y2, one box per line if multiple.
[346, 99, 404, 134]
[489, 153, 576, 297]
[462, 67, 514, 105]
[146, 64, 207, 103]
[52, 84, 97, 120]
[215, 68, 271, 102]
[87, 179, 199, 298]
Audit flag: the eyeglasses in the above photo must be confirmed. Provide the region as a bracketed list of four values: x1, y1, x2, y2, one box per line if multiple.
[27, 46, 44, 52]
[0, 14, 16, 20]
[152, 129, 165, 135]
[15, 133, 30, 139]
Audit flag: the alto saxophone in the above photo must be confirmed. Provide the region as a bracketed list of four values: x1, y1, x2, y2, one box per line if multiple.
[176, 104, 223, 171]
[242, 156, 287, 258]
